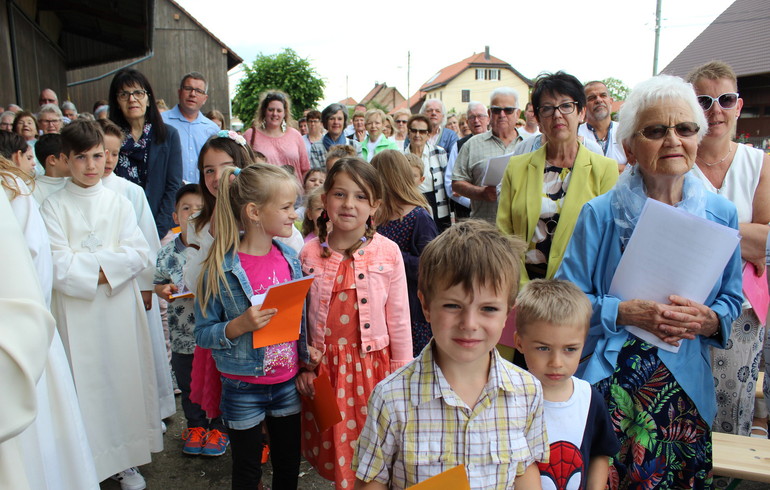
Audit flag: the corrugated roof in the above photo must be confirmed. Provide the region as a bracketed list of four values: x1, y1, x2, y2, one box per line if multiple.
[661, 0, 770, 78]
[419, 50, 532, 92]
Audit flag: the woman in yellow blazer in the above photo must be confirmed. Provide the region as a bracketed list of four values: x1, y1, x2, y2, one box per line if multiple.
[498, 72, 618, 285]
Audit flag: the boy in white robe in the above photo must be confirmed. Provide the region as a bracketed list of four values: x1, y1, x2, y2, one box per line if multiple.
[32, 133, 69, 204]
[99, 119, 176, 420]
[40, 120, 162, 489]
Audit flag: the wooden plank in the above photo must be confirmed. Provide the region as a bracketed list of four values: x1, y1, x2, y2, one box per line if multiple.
[712, 431, 770, 482]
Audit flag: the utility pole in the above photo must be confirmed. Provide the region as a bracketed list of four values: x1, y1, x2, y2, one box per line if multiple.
[653, 0, 662, 75]
[407, 51, 411, 112]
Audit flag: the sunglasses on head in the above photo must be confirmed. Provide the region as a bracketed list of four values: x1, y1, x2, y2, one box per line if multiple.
[637, 122, 700, 140]
[697, 92, 738, 111]
[490, 106, 517, 115]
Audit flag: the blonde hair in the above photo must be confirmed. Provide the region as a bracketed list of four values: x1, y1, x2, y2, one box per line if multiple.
[317, 157, 382, 258]
[515, 279, 592, 335]
[0, 156, 33, 199]
[403, 153, 424, 178]
[686, 60, 738, 90]
[301, 186, 324, 237]
[364, 108, 385, 124]
[197, 163, 299, 314]
[371, 150, 429, 224]
[419, 220, 526, 309]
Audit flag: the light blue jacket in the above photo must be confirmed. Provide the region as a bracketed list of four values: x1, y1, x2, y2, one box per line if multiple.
[555, 190, 743, 424]
[194, 240, 310, 376]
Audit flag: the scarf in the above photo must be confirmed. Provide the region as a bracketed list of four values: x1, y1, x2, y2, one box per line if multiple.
[116, 123, 153, 187]
[611, 165, 707, 247]
[322, 132, 347, 151]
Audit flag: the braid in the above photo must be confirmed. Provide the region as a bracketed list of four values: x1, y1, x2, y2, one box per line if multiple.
[344, 215, 376, 257]
[317, 210, 332, 258]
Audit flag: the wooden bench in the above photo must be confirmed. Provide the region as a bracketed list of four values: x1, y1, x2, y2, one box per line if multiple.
[712, 431, 770, 482]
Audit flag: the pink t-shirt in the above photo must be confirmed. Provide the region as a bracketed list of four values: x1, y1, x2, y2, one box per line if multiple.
[244, 127, 310, 181]
[222, 245, 299, 384]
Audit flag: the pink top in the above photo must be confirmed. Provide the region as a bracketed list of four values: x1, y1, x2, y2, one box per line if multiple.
[244, 127, 310, 181]
[300, 234, 413, 370]
[222, 245, 299, 384]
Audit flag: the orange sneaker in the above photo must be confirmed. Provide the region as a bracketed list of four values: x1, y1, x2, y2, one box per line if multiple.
[181, 427, 207, 455]
[201, 429, 229, 457]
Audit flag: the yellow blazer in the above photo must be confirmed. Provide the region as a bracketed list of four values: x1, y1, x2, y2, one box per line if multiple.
[497, 143, 619, 283]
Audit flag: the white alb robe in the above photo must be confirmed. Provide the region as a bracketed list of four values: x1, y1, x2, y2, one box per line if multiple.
[6, 178, 100, 489]
[103, 173, 176, 419]
[40, 180, 163, 481]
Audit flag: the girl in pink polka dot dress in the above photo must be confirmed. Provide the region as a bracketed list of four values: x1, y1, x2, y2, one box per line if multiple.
[298, 158, 413, 489]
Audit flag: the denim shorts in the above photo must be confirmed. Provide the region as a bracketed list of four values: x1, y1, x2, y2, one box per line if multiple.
[220, 376, 301, 430]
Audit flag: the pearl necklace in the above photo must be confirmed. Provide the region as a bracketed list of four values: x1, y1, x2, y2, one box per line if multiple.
[698, 145, 733, 167]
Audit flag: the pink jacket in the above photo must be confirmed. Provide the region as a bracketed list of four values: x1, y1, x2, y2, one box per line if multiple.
[300, 234, 413, 370]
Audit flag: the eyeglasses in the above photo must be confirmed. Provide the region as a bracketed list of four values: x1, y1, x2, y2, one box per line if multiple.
[409, 128, 429, 135]
[468, 113, 489, 120]
[697, 92, 739, 111]
[39, 118, 61, 125]
[538, 101, 578, 118]
[0, 122, 13, 130]
[395, 119, 408, 124]
[117, 90, 148, 101]
[637, 122, 700, 140]
[182, 86, 206, 96]
[490, 106, 517, 115]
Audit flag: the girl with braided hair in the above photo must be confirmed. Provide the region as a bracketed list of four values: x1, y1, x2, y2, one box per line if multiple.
[297, 157, 412, 489]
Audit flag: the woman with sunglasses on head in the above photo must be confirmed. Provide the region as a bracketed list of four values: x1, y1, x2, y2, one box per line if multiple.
[109, 68, 183, 240]
[404, 113, 451, 231]
[497, 71, 618, 286]
[687, 61, 770, 446]
[556, 75, 743, 489]
[243, 90, 310, 182]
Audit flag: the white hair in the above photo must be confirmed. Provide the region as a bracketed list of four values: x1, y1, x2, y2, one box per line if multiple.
[38, 103, 63, 117]
[617, 75, 707, 147]
[489, 87, 520, 108]
[61, 101, 77, 112]
[420, 99, 446, 125]
[466, 101, 487, 115]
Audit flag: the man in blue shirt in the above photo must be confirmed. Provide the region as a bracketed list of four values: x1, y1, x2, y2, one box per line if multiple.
[162, 72, 220, 183]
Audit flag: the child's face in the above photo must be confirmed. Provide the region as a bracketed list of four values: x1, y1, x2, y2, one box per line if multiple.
[514, 321, 585, 394]
[322, 172, 379, 234]
[420, 281, 509, 370]
[254, 184, 298, 238]
[13, 146, 36, 177]
[306, 198, 324, 223]
[305, 172, 325, 193]
[410, 165, 425, 186]
[202, 148, 235, 197]
[102, 134, 122, 177]
[173, 193, 203, 240]
[67, 144, 106, 188]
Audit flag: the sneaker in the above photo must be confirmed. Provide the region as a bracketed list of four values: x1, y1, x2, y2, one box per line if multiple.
[200, 429, 229, 457]
[181, 426, 207, 455]
[110, 467, 146, 490]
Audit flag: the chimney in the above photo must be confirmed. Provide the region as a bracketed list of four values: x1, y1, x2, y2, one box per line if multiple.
[484, 46, 490, 60]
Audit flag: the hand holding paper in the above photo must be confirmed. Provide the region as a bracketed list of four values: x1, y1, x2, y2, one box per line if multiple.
[251, 276, 315, 349]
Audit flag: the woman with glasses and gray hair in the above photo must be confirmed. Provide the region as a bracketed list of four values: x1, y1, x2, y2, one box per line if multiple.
[556, 74, 743, 489]
[108, 68, 182, 240]
[243, 90, 310, 182]
[686, 61, 770, 445]
[497, 71, 618, 285]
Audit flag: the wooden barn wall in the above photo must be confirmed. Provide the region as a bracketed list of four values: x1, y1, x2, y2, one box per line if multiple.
[66, 0, 233, 124]
[0, 0, 67, 110]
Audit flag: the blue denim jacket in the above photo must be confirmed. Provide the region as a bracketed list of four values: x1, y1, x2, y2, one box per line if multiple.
[194, 240, 310, 376]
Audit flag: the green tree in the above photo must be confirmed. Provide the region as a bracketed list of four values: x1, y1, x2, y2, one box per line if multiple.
[602, 77, 630, 101]
[232, 48, 325, 128]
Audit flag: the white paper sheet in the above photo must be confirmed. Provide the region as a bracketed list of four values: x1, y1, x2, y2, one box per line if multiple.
[609, 198, 740, 353]
[481, 152, 515, 187]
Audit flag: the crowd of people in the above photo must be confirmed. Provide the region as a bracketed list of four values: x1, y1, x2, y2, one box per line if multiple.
[1, 60, 769, 490]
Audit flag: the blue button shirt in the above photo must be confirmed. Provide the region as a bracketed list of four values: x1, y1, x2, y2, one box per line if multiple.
[162, 105, 219, 183]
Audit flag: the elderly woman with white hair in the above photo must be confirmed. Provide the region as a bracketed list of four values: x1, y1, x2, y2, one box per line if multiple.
[556, 75, 743, 488]
[37, 104, 63, 134]
[420, 98, 457, 152]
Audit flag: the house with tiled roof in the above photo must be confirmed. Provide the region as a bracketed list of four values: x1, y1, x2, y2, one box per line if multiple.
[393, 47, 533, 115]
[360, 83, 405, 113]
[339, 97, 358, 109]
[661, 0, 770, 144]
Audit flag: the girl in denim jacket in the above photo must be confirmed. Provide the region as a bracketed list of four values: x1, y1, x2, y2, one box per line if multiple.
[296, 158, 413, 489]
[195, 163, 319, 490]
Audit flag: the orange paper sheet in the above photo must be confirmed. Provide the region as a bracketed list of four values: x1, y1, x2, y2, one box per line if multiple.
[305, 372, 343, 433]
[409, 465, 470, 489]
[252, 276, 314, 349]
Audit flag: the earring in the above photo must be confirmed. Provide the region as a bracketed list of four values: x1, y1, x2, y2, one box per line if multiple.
[281, 120, 287, 133]
[261, 120, 266, 130]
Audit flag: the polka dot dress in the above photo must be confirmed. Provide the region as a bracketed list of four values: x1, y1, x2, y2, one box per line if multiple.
[302, 258, 391, 489]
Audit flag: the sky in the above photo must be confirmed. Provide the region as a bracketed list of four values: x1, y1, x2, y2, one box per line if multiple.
[176, 0, 735, 109]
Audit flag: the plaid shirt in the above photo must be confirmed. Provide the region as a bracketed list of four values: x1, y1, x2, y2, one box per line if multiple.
[308, 138, 362, 169]
[353, 341, 548, 490]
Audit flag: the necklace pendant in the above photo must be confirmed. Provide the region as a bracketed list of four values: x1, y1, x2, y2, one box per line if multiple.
[81, 231, 103, 252]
